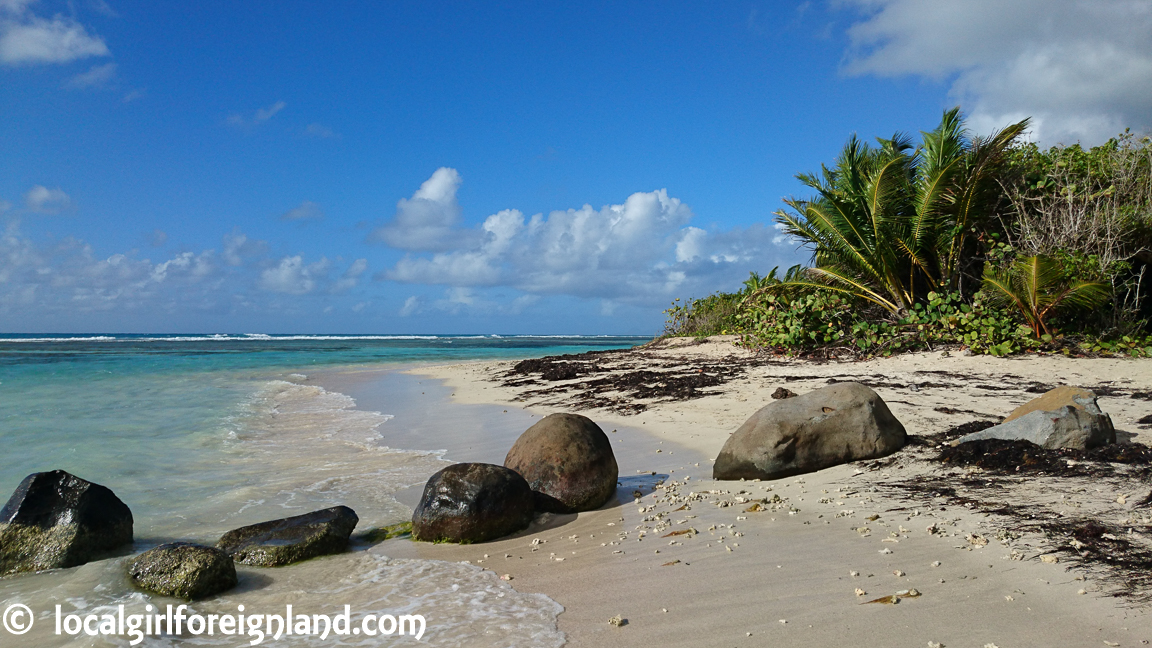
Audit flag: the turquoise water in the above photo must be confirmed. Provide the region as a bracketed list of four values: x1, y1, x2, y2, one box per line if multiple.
[0, 334, 645, 505]
[0, 334, 647, 647]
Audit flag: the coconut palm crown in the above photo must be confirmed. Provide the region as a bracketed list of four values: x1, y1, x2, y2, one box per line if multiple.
[772, 108, 1030, 315]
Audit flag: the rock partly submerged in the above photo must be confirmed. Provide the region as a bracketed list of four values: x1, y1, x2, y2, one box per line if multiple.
[412, 463, 534, 544]
[128, 542, 237, 600]
[216, 506, 358, 567]
[954, 386, 1116, 450]
[504, 413, 619, 513]
[713, 382, 907, 481]
[0, 470, 133, 575]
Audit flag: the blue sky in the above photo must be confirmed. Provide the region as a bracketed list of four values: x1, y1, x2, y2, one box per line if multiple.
[3, 1, 1150, 334]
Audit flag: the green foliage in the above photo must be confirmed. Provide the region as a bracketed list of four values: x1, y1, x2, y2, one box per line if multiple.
[981, 254, 1112, 337]
[736, 287, 1035, 357]
[663, 266, 802, 338]
[774, 108, 1028, 314]
[661, 114, 1152, 359]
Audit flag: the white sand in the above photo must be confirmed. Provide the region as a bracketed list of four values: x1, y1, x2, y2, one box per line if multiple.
[373, 338, 1152, 647]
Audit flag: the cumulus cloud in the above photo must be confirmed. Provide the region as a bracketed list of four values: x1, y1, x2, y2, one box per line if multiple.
[149, 229, 167, 247]
[281, 200, 324, 221]
[333, 257, 367, 292]
[0, 0, 110, 66]
[227, 101, 286, 127]
[368, 167, 479, 251]
[222, 229, 268, 266]
[840, 0, 1152, 145]
[63, 61, 115, 88]
[377, 170, 789, 308]
[24, 185, 72, 213]
[0, 220, 373, 327]
[259, 255, 329, 294]
[0, 225, 217, 314]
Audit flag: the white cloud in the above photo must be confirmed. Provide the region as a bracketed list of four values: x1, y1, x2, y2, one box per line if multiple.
[149, 229, 167, 247]
[63, 61, 115, 88]
[399, 295, 421, 317]
[228, 101, 286, 127]
[333, 257, 367, 292]
[378, 171, 789, 306]
[259, 255, 329, 294]
[24, 185, 72, 213]
[0, 223, 218, 314]
[255, 101, 285, 122]
[222, 229, 268, 266]
[0, 1, 109, 66]
[257, 255, 362, 295]
[840, 0, 1152, 145]
[369, 167, 478, 251]
[281, 200, 324, 221]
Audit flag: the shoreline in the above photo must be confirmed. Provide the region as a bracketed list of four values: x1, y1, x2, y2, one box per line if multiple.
[333, 337, 1152, 647]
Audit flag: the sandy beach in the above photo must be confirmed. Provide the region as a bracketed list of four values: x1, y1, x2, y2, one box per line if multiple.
[352, 337, 1152, 647]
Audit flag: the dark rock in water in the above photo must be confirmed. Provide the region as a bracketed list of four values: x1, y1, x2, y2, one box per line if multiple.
[771, 387, 797, 400]
[411, 463, 534, 543]
[216, 506, 358, 566]
[954, 386, 1115, 450]
[0, 470, 133, 574]
[713, 382, 907, 481]
[504, 413, 618, 513]
[128, 542, 237, 600]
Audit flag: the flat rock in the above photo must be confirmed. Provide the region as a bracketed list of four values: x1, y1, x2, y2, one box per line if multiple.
[956, 387, 1115, 450]
[1005, 386, 1098, 422]
[128, 542, 237, 600]
[713, 382, 907, 480]
[504, 413, 618, 513]
[0, 470, 133, 574]
[216, 506, 358, 566]
[412, 463, 534, 543]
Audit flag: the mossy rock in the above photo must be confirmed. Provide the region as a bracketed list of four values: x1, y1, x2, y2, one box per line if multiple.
[216, 506, 358, 567]
[0, 470, 133, 575]
[128, 543, 237, 600]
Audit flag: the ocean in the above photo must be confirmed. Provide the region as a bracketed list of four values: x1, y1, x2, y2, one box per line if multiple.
[0, 334, 648, 646]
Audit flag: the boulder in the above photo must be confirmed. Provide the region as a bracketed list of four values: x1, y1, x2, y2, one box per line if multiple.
[0, 470, 133, 574]
[411, 463, 534, 543]
[954, 387, 1115, 450]
[216, 506, 358, 567]
[713, 382, 906, 480]
[504, 413, 618, 513]
[128, 542, 237, 600]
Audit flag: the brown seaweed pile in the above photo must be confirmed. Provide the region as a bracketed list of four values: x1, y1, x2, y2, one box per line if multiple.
[502, 349, 756, 414]
[877, 421, 1152, 603]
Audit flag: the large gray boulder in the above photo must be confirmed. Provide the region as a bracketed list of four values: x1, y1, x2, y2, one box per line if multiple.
[504, 413, 618, 513]
[0, 470, 133, 575]
[955, 386, 1115, 450]
[216, 506, 358, 567]
[713, 382, 906, 480]
[128, 542, 237, 600]
[412, 463, 534, 544]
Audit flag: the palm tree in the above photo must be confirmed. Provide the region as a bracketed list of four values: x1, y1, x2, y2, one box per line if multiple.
[771, 108, 1029, 315]
[981, 254, 1111, 337]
